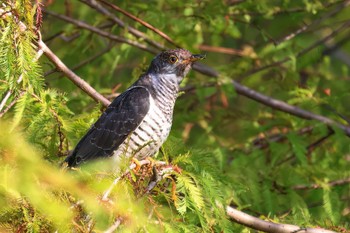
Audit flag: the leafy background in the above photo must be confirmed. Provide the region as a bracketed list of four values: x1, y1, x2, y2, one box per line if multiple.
[0, 0, 349, 232]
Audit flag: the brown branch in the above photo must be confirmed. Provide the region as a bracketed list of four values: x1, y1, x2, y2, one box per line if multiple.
[38, 40, 111, 106]
[275, 0, 350, 45]
[252, 126, 314, 150]
[232, 80, 350, 137]
[306, 127, 334, 155]
[293, 177, 350, 190]
[43, 10, 157, 54]
[233, 19, 350, 81]
[226, 206, 336, 233]
[198, 44, 247, 56]
[97, 0, 179, 48]
[104, 217, 123, 233]
[44, 44, 114, 77]
[79, 0, 166, 50]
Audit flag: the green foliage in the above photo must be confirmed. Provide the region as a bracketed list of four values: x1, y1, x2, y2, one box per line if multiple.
[1, 0, 349, 232]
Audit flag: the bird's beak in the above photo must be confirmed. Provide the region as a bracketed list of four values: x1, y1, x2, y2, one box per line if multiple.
[189, 54, 206, 62]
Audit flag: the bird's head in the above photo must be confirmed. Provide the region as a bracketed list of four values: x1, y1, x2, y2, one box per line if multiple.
[147, 49, 205, 84]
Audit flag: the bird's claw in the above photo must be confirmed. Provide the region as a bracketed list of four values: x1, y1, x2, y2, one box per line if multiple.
[131, 158, 142, 173]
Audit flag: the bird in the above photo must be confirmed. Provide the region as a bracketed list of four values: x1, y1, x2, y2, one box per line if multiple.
[65, 49, 205, 167]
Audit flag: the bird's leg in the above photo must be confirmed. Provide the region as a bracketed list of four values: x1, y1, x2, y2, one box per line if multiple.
[146, 166, 161, 193]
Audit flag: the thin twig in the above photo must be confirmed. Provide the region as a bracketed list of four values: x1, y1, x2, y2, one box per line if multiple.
[44, 9, 157, 54]
[226, 206, 336, 233]
[44, 44, 114, 77]
[275, 0, 350, 45]
[252, 126, 314, 150]
[198, 44, 248, 56]
[104, 217, 123, 233]
[231, 20, 350, 81]
[232, 80, 350, 136]
[78, 0, 166, 50]
[307, 127, 334, 155]
[0, 90, 25, 118]
[38, 40, 111, 106]
[97, 0, 179, 47]
[293, 177, 350, 190]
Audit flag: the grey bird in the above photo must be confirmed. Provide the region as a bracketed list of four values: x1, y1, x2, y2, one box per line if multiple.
[65, 49, 204, 167]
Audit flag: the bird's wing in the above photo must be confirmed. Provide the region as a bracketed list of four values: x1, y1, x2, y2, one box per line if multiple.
[65, 86, 150, 166]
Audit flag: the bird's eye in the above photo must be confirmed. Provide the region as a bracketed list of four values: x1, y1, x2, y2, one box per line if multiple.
[169, 55, 178, 64]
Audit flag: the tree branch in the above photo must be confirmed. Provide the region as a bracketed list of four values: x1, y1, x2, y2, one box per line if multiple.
[38, 40, 111, 106]
[275, 0, 350, 45]
[97, 0, 179, 47]
[43, 10, 158, 54]
[78, 0, 166, 50]
[44, 44, 114, 78]
[232, 80, 350, 136]
[226, 206, 336, 233]
[293, 177, 350, 190]
[104, 217, 122, 233]
[0, 90, 25, 118]
[233, 20, 350, 81]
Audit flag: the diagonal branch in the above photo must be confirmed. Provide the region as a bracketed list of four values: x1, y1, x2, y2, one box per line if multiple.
[38, 40, 111, 106]
[79, 0, 166, 50]
[275, 0, 350, 45]
[97, 0, 179, 47]
[43, 10, 158, 54]
[293, 177, 350, 190]
[226, 206, 336, 233]
[44, 44, 114, 78]
[235, 20, 350, 81]
[232, 80, 350, 136]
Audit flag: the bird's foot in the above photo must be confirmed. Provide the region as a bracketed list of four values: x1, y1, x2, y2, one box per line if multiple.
[131, 157, 142, 173]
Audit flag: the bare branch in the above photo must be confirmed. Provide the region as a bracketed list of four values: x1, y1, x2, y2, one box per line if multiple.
[198, 44, 248, 57]
[232, 80, 350, 137]
[0, 90, 25, 118]
[306, 127, 334, 155]
[78, 0, 166, 50]
[38, 40, 111, 106]
[226, 206, 336, 233]
[293, 177, 350, 190]
[275, 0, 350, 45]
[97, 0, 179, 47]
[252, 126, 314, 150]
[43, 10, 158, 54]
[44, 44, 114, 77]
[233, 20, 350, 81]
[104, 217, 123, 233]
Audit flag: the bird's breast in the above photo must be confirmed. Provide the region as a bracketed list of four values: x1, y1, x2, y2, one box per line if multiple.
[113, 94, 174, 160]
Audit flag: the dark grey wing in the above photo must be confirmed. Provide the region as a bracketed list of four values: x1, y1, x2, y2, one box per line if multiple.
[65, 86, 150, 167]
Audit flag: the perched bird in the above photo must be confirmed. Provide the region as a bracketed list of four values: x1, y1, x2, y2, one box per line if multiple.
[65, 49, 205, 167]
